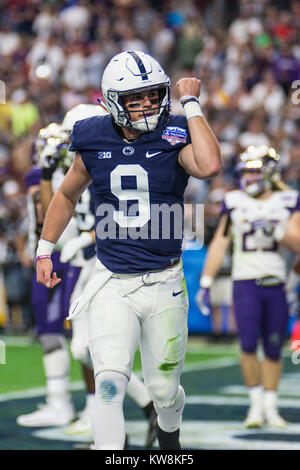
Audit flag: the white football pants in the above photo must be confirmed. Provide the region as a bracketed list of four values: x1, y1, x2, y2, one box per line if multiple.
[88, 260, 189, 409]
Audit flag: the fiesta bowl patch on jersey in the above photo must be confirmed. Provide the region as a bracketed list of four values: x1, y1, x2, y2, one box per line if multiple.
[162, 126, 187, 146]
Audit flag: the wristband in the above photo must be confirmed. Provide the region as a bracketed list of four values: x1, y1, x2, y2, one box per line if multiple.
[179, 95, 199, 105]
[36, 255, 51, 261]
[36, 238, 55, 257]
[200, 275, 213, 289]
[180, 95, 203, 119]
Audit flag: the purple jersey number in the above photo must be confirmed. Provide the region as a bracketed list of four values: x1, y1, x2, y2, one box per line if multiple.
[242, 219, 279, 252]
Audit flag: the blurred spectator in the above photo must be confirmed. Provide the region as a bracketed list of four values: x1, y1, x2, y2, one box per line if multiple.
[229, 3, 263, 45]
[176, 22, 204, 71]
[271, 42, 300, 95]
[251, 69, 285, 126]
[0, 179, 32, 332]
[10, 89, 39, 137]
[32, 5, 59, 40]
[238, 115, 270, 150]
[58, 1, 91, 42]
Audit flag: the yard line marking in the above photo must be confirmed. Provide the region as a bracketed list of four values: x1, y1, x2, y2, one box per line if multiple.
[32, 420, 300, 450]
[0, 381, 84, 402]
[185, 394, 300, 407]
[0, 358, 237, 402]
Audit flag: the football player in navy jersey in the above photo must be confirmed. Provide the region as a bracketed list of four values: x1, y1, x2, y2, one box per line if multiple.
[59, 105, 158, 448]
[35, 50, 221, 450]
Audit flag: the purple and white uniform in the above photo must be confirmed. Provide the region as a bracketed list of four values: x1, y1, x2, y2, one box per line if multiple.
[222, 189, 300, 359]
[25, 166, 81, 335]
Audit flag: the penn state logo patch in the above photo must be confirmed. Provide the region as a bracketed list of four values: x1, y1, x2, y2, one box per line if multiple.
[162, 127, 187, 146]
[122, 146, 135, 155]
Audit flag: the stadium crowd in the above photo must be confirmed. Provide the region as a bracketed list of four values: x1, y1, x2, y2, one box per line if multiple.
[0, 0, 300, 333]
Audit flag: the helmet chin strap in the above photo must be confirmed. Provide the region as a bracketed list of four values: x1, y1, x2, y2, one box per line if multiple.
[131, 114, 159, 132]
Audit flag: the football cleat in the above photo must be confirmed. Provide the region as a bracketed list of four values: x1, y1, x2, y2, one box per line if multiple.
[243, 406, 264, 428]
[65, 405, 92, 436]
[264, 409, 288, 428]
[17, 401, 75, 427]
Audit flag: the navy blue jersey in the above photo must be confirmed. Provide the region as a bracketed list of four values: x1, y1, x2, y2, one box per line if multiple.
[70, 114, 191, 273]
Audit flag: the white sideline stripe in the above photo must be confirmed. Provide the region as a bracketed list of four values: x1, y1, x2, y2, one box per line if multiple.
[0, 381, 85, 402]
[0, 336, 35, 347]
[183, 357, 238, 372]
[33, 420, 300, 450]
[185, 395, 300, 407]
[0, 358, 238, 403]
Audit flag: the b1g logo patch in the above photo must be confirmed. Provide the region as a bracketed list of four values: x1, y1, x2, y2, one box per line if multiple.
[162, 127, 187, 146]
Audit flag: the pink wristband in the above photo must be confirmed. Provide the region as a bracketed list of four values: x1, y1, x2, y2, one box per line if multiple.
[36, 255, 51, 261]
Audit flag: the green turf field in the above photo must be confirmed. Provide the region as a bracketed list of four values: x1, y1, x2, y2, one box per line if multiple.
[1, 336, 300, 450]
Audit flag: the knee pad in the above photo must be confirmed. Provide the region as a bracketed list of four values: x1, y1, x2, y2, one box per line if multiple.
[147, 379, 180, 409]
[263, 332, 283, 361]
[39, 334, 67, 354]
[95, 371, 128, 404]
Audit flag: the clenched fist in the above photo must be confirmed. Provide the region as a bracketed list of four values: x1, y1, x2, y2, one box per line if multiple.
[176, 77, 201, 99]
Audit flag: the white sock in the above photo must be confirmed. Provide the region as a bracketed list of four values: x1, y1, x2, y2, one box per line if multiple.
[92, 371, 128, 450]
[248, 385, 263, 409]
[155, 385, 185, 433]
[85, 393, 95, 408]
[127, 372, 151, 408]
[263, 390, 278, 411]
[43, 348, 71, 407]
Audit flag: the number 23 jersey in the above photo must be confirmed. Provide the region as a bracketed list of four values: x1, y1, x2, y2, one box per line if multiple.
[222, 189, 300, 281]
[70, 114, 191, 273]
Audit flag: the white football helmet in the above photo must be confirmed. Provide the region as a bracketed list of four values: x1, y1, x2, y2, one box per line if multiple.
[101, 50, 170, 132]
[236, 145, 281, 197]
[61, 104, 108, 133]
[59, 104, 108, 172]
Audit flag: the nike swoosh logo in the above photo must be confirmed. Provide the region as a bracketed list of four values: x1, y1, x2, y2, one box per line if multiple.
[176, 403, 184, 413]
[172, 290, 183, 297]
[146, 151, 162, 158]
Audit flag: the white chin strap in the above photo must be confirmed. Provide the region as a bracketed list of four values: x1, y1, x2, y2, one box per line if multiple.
[131, 114, 159, 132]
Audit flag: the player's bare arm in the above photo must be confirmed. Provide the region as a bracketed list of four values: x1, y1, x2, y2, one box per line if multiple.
[279, 211, 300, 253]
[40, 179, 54, 218]
[177, 78, 222, 179]
[36, 153, 91, 288]
[202, 214, 232, 279]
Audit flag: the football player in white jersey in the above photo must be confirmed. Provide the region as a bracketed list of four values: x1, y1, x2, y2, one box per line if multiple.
[17, 124, 79, 428]
[35, 50, 221, 450]
[197, 145, 300, 428]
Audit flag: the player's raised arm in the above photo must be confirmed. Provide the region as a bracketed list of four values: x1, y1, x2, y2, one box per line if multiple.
[36, 153, 91, 288]
[177, 77, 222, 179]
